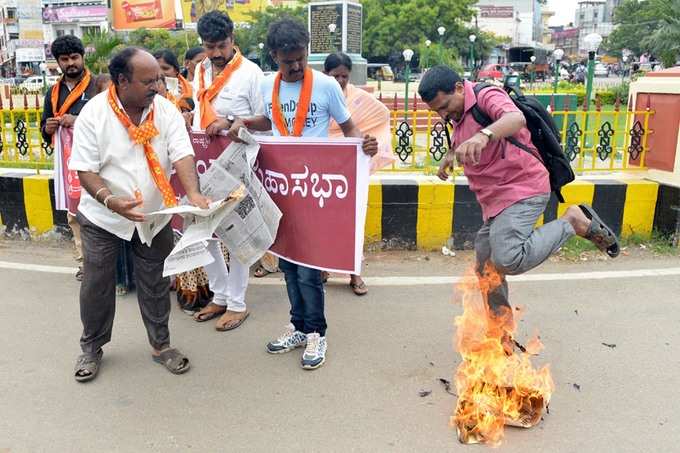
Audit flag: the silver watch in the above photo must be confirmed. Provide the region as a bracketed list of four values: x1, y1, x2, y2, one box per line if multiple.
[479, 128, 494, 140]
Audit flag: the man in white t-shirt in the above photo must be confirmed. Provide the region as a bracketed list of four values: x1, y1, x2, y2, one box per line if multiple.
[228, 18, 378, 370]
[69, 48, 210, 382]
[188, 10, 265, 331]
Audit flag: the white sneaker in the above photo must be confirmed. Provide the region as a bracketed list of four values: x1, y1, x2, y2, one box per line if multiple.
[266, 323, 307, 354]
[301, 333, 326, 370]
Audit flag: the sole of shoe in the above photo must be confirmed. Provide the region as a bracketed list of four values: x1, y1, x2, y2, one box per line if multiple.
[266, 343, 305, 354]
[301, 357, 326, 370]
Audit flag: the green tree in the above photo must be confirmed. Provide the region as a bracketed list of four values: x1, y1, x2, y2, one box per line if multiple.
[234, 4, 307, 64]
[83, 31, 124, 74]
[644, 0, 680, 67]
[362, 0, 477, 58]
[605, 0, 659, 57]
[126, 29, 200, 62]
[607, 0, 680, 66]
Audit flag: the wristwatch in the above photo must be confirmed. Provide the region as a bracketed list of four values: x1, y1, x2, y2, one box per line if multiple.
[479, 128, 494, 140]
[226, 114, 236, 125]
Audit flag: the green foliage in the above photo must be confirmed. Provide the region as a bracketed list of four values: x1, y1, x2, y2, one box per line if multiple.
[83, 32, 124, 74]
[126, 29, 200, 63]
[417, 43, 463, 73]
[362, 0, 488, 64]
[234, 4, 307, 64]
[607, 0, 680, 65]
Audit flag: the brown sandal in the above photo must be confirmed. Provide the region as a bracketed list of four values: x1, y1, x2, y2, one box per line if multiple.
[193, 303, 226, 322]
[254, 265, 271, 278]
[215, 310, 250, 331]
[349, 280, 368, 296]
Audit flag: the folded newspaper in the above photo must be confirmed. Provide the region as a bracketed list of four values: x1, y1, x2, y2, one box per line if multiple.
[152, 129, 282, 276]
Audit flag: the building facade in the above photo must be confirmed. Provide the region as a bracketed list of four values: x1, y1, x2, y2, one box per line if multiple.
[575, 0, 621, 55]
[475, 0, 543, 46]
[550, 26, 580, 62]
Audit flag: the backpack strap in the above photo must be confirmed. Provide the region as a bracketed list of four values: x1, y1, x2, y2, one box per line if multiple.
[470, 83, 533, 155]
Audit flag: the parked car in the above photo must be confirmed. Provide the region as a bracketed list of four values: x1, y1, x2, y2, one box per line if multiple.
[477, 64, 505, 81]
[19, 75, 58, 92]
[594, 63, 609, 77]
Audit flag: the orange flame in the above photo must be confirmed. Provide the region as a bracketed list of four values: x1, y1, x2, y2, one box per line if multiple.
[452, 265, 554, 446]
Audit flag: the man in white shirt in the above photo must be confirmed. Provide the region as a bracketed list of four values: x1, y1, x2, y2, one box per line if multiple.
[70, 47, 210, 382]
[189, 10, 264, 331]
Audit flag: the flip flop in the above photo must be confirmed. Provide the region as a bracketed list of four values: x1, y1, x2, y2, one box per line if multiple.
[152, 348, 190, 375]
[579, 204, 620, 258]
[193, 303, 226, 322]
[349, 281, 368, 296]
[74, 349, 103, 383]
[215, 311, 250, 331]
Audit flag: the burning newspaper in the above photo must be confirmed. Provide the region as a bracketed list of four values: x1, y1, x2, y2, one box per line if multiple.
[452, 266, 554, 446]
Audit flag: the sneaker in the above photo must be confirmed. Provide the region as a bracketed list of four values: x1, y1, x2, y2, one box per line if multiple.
[266, 323, 307, 354]
[301, 333, 326, 370]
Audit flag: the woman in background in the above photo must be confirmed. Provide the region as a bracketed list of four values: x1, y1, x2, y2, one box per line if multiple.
[153, 49, 194, 112]
[324, 52, 395, 296]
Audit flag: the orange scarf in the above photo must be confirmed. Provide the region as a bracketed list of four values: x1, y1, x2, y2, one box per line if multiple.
[178, 74, 192, 99]
[165, 91, 192, 112]
[271, 68, 313, 137]
[196, 51, 243, 129]
[51, 69, 91, 118]
[107, 84, 177, 208]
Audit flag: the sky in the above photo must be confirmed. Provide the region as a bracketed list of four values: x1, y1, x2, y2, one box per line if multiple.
[547, 0, 580, 27]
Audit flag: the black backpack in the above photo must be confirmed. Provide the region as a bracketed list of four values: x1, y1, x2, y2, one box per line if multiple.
[470, 83, 574, 203]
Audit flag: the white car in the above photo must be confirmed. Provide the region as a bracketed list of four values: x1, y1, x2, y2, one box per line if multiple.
[594, 63, 609, 77]
[19, 75, 59, 92]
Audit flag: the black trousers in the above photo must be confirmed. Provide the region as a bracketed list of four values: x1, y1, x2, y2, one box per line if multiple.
[77, 212, 174, 353]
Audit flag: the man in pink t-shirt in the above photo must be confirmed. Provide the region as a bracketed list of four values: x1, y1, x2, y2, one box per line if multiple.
[418, 66, 619, 352]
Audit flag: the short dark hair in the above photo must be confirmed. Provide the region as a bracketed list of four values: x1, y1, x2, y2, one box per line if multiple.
[417, 65, 463, 102]
[153, 49, 180, 74]
[185, 46, 205, 61]
[324, 52, 352, 72]
[197, 10, 234, 43]
[51, 35, 85, 59]
[266, 18, 309, 53]
[108, 47, 140, 86]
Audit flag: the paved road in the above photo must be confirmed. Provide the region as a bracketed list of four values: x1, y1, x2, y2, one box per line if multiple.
[1, 240, 679, 452]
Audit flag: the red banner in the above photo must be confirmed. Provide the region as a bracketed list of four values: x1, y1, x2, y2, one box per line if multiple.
[55, 127, 81, 215]
[172, 133, 369, 274]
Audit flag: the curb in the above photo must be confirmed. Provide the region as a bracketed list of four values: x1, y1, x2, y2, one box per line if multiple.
[0, 173, 673, 249]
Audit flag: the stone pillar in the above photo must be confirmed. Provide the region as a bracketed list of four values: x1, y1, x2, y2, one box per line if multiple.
[307, 0, 367, 85]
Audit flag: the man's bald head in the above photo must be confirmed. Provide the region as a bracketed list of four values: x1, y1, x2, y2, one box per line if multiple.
[109, 47, 162, 110]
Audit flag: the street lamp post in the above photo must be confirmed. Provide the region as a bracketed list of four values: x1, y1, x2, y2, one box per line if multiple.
[552, 48, 564, 94]
[258, 42, 265, 70]
[529, 55, 536, 91]
[468, 34, 476, 73]
[583, 33, 602, 148]
[424, 39, 431, 70]
[437, 26, 445, 64]
[328, 23, 337, 52]
[583, 32, 602, 111]
[402, 48, 414, 120]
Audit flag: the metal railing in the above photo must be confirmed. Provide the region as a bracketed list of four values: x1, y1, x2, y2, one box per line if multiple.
[0, 94, 654, 174]
[381, 94, 654, 174]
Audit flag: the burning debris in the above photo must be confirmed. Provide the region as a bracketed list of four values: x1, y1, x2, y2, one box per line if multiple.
[451, 267, 554, 446]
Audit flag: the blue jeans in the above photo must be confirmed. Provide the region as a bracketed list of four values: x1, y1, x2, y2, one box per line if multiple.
[279, 259, 326, 336]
